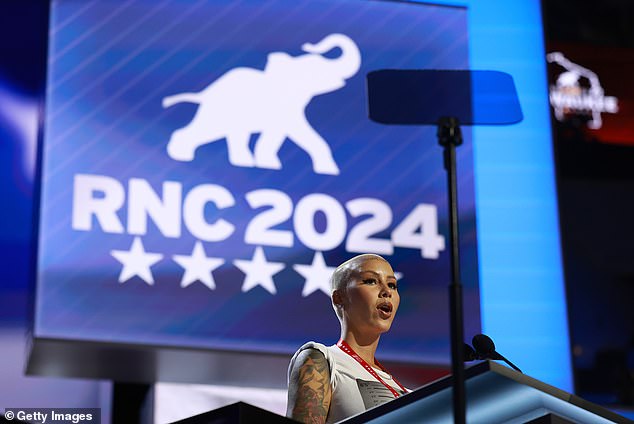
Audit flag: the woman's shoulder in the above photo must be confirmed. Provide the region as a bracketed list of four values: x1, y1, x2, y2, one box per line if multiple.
[288, 342, 338, 381]
[292, 341, 332, 357]
[289, 341, 338, 367]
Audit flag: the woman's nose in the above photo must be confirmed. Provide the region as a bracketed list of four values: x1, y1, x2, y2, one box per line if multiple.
[379, 284, 391, 297]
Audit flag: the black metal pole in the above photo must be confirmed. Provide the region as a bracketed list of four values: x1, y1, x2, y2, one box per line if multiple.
[437, 117, 466, 424]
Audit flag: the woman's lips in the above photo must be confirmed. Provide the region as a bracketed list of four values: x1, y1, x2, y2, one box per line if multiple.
[377, 301, 393, 318]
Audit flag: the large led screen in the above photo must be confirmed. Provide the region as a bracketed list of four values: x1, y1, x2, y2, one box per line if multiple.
[35, 0, 480, 364]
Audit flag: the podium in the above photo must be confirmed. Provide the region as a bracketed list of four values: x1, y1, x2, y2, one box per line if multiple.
[173, 361, 629, 424]
[342, 361, 628, 424]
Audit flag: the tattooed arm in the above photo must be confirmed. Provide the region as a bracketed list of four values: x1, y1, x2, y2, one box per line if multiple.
[286, 348, 332, 424]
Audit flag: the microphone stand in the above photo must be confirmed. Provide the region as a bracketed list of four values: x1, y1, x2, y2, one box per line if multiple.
[437, 116, 466, 424]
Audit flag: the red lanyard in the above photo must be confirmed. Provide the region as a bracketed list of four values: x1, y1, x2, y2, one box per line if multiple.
[337, 339, 407, 398]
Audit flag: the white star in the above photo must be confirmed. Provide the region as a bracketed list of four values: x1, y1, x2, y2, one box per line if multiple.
[173, 241, 224, 289]
[395, 271, 403, 281]
[293, 251, 336, 297]
[111, 237, 163, 285]
[233, 247, 285, 295]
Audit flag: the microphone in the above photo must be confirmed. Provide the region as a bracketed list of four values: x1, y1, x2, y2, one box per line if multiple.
[464, 343, 477, 362]
[472, 334, 523, 373]
[472, 334, 503, 360]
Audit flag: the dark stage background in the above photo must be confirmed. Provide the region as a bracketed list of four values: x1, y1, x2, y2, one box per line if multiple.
[543, 0, 634, 409]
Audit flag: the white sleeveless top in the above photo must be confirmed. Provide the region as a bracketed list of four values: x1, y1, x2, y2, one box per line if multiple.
[288, 342, 407, 423]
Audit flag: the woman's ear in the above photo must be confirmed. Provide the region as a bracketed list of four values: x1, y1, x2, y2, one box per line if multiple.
[332, 289, 345, 308]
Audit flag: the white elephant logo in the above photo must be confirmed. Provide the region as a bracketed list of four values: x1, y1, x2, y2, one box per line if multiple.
[162, 33, 362, 175]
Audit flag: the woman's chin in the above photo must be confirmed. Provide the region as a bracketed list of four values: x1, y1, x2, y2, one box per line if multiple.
[373, 320, 393, 334]
[347, 316, 395, 336]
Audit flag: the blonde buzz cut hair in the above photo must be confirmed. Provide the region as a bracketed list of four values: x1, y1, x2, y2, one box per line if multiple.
[330, 253, 388, 319]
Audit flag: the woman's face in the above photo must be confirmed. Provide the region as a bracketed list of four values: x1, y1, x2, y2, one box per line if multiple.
[341, 258, 400, 335]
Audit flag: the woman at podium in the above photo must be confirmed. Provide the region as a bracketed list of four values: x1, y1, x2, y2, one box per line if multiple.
[286, 254, 408, 423]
